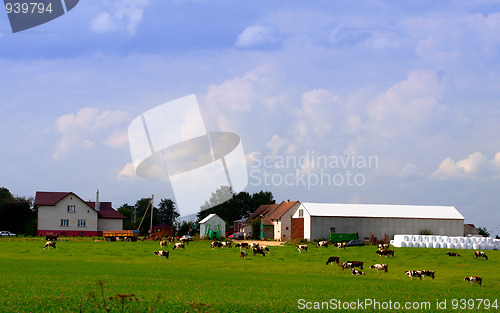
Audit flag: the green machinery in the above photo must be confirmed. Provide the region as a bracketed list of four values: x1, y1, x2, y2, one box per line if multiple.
[205, 223, 221, 240]
[329, 232, 358, 242]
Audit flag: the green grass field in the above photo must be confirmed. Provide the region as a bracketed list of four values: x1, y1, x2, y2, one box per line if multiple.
[0, 238, 498, 312]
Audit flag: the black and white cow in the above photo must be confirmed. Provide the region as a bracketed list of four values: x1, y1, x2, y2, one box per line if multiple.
[160, 240, 168, 248]
[420, 270, 435, 279]
[249, 243, 260, 249]
[446, 252, 460, 257]
[336, 242, 346, 251]
[316, 241, 328, 248]
[376, 249, 394, 258]
[326, 256, 340, 265]
[172, 242, 185, 250]
[221, 241, 232, 248]
[235, 243, 249, 250]
[297, 245, 308, 253]
[341, 261, 363, 271]
[351, 268, 365, 275]
[378, 243, 390, 250]
[464, 276, 482, 286]
[405, 270, 422, 280]
[154, 251, 169, 259]
[240, 251, 247, 259]
[369, 264, 388, 273]
[253, 248, 266, 256]
[474, 251, 488, 260]
[260, 245, 270, 253]
[43, 241, 56, 250]
[211, 241, 222, 249]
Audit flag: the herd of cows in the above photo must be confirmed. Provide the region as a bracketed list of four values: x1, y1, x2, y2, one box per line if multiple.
[42, 236, 489, 286]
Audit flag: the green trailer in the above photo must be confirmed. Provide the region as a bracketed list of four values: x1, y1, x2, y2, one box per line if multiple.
[329, 233, 358, 242]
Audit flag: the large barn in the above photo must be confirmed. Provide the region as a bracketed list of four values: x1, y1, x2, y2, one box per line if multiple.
[290, 202, 465, 241]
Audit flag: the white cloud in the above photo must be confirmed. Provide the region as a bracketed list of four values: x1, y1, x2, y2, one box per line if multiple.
[266, 134, 288, 156]
[117, 162, 136, 180]
[90, 0, 150, 35]
[105, 130, 129, 148]
[52, 107, 129, 160]
[297, 89, 340, 136]
[236, 25, 280, 48]
[431, 151, 499, 180]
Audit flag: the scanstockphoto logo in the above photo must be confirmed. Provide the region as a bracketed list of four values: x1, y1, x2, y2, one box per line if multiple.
[248, 151, 379, 190]
[127, 95, 248, 216]
[4, 0, 79, 33]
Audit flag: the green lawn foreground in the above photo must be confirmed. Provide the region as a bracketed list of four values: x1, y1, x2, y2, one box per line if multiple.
[0, 238, 498, 312]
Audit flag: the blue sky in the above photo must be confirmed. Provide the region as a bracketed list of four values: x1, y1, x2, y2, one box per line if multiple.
[1, 0, 499, 236]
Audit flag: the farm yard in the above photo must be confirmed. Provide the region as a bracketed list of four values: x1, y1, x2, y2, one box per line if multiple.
[0, 238, 498, 312]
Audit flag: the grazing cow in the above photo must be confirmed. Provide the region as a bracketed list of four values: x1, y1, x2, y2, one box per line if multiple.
[221, 241, 232, 248]
[351, 269, 365, 275]
[446, 252, 460, 257]
[179, 238, 189, 245]
[474, 251, 488, 260]
[160, 240, 168, 248]
[342, 261, 363, 270]
[211, 241, 222, 249]
[253, 248, 266, 257]
[378, 243, 389, 250]
[336, 242, 346, 251]
[316, 241, 329, 248]
[376, 249, 394, 258]
[405, 270, 422, 280]
[45, 233, 58, 241]
[297, 245, 308, 253]
[168, 237, 175, 243]
[240, 251, 247, 259]
[43, 241, 56, 250]
[235, 242, 249, 250]
[260, 245, 270, 253]
[249, 243, 259, 249]
[154, 251, 169, 259]
[464, 276, 482, 286]
[172, 242, 185, 250]
[326, 256, 340, 265]
[420, 270, 435, 279]
[370, 264, 388, 273]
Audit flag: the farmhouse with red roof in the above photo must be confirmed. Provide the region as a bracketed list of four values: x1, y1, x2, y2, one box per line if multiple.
[35, 190, 124, 237]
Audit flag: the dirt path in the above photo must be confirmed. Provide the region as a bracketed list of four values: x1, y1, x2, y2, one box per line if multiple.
[231, 240, 284, 246]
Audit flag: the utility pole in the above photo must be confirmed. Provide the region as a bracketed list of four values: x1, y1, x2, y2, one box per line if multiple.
[149, 195, 154, 237]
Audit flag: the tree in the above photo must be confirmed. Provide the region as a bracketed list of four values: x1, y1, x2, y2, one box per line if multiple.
[251, 219, 261, 240]
[134, 197, 159, 235]
[156, 198, 179, 226]
[0, 187, 36, 235]
[477, 227, 490, 237]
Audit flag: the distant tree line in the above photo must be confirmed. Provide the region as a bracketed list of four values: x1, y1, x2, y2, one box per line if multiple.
[0, 187, 36, 235]
[196, 186, 275, 226]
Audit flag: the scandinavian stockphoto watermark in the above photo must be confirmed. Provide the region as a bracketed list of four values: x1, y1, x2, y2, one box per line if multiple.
[127, 95, 248, 216]
[249, 150, 378, 190]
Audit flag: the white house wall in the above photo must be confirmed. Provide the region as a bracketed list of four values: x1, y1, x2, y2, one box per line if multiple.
[37, 195, 98, 233]
[200, 215, 226, 237]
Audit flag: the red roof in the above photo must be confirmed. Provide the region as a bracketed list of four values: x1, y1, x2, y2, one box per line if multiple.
[35, 191, 124, 219]
[34, 191, 74, 206]
[87, 202, 125, 219]
[245, 203, 279, 224]
[267, 201, 300, 220]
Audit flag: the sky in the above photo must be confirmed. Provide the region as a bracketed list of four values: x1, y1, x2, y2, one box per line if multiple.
[1, 0, 499, 236]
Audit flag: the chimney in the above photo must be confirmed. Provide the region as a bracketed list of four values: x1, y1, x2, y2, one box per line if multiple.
[96, 189, 100, 211]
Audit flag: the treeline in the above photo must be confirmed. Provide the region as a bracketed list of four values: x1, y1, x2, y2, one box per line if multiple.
[196, 186, 275, 226]
[0, 188, 36, 235]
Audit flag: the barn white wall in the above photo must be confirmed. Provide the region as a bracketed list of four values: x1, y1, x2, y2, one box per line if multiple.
[98, 218, 123, 231]
[199, 215, 226, 237]
[308, 216, 464, 241]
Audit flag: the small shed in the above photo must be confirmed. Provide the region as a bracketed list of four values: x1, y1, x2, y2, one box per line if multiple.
[153, 224, 173, 238]
[199, 214, 226, 239]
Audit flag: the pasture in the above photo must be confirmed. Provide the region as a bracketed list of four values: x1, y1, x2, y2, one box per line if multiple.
[0, 238, 498, 312]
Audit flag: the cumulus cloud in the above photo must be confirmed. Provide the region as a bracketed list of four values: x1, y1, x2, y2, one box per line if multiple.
[117, 162, 136, 180]
[431, 151, 500, 180]
[296, 89, 340, 136]
[236, 25, 280, 48]
[90, 0, 150, 35]
[266, 134, 288, 156]
[52, 107, 129, 160]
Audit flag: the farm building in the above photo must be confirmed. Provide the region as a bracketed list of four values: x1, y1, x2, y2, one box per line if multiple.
[290, 202, 465, 241]
[35, 190, 124, 237]
[199, 214, 226, 239]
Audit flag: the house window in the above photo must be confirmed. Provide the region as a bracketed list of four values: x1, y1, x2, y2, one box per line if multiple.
[78, 220, 86, 227]
[330, 227, 336, 233]
[60, 219, 69, 227]
[298, 209, 303, 218]
[67, 205, 75, 213]
[286, 227, 289, 230]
